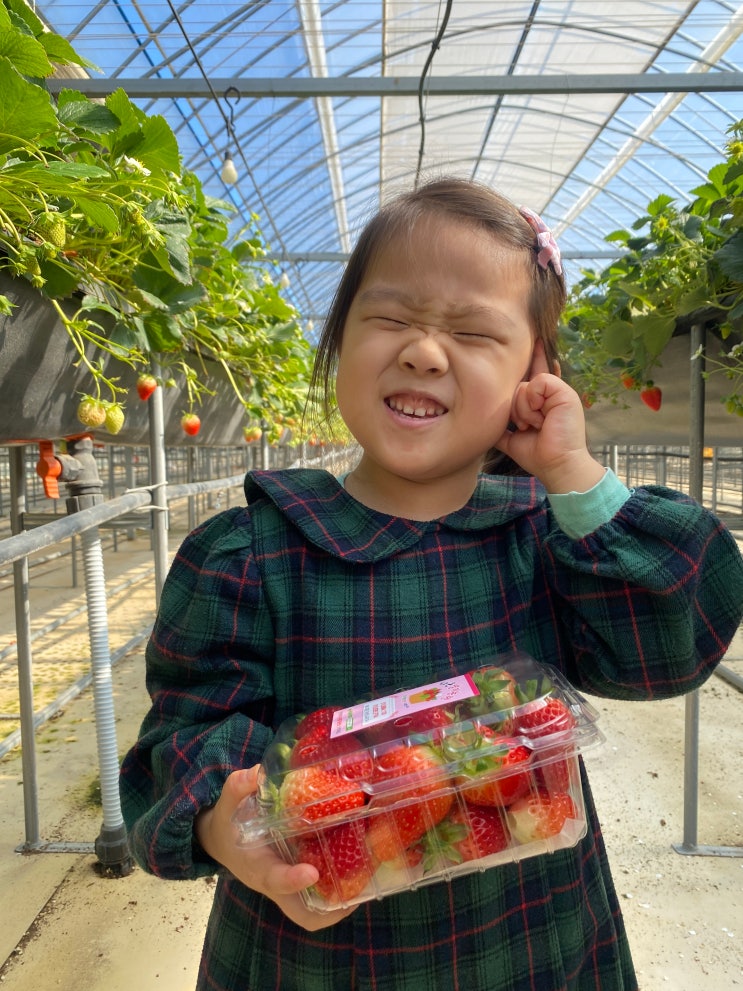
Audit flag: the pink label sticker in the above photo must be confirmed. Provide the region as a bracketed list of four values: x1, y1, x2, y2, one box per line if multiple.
[330, 673, 479, 738]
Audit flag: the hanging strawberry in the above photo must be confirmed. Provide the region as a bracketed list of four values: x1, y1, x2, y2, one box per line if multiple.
[136, 374, 158, 401]
[181, 413, 201, 436]
[639, 383, 662, 411]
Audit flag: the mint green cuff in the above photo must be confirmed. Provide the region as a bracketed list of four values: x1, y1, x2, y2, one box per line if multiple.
[547, 468, 631, 539]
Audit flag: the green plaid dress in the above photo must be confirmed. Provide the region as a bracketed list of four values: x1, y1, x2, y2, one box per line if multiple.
[120, 468, 743, 991]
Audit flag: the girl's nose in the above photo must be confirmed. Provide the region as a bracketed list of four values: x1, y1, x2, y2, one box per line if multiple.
[398, 330, 449, 374]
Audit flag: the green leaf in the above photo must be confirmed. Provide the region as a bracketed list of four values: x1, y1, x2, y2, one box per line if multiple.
[706, 162, 729, 197]
[633, 312, 676, 359]
[109, 316, 150, 352]
[714, 231, 743, 281]
[67, 193, 120, 234]
[3, 159, 109, 182]
[39, 32, 99, 71]
[37, 257, 83, 299]
[130, 114, 181, 174]
[0, 58, 56, 152]
[142, 310, 184, 351]
[57, 92, 120, 135]
[682, 214, 704, 240]
[646, 194, 675, 216]
[0, 28, 52, 76]
[677, 286, 712, 316]
[602, 320, 634, 356]
[604, 229, 632, 244]
[132, 262, 206, 313]
[105, 89, 145, 133]
[4, 0, 44, 36]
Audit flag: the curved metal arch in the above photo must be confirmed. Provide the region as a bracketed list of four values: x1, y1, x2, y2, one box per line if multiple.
[351, 15, 729, 79]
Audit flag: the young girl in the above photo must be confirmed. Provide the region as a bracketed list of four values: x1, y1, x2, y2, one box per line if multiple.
[120, 178, 743, 991]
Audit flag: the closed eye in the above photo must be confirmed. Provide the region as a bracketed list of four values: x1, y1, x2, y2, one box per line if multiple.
[453, 330, 498, 341]
[375, 315, 409, 328]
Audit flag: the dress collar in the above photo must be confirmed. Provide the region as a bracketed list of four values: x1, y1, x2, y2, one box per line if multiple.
[244, 469, 545, 563]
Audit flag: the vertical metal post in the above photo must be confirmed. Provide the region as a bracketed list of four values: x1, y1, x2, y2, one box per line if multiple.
[658, 446, 667, 486]
[9, 445, 41, 848]
[147, 365, 169, 606]
[187, 446, 197, 532]
[676, 324, 705, 854]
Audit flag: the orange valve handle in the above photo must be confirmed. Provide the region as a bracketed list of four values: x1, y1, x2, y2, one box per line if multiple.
[36, 441, 62, 499]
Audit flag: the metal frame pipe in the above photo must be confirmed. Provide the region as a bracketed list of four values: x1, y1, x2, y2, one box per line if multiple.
[673, 326, 742, 859]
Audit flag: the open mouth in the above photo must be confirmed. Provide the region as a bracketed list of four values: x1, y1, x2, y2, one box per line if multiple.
[385, 395, 448, 419]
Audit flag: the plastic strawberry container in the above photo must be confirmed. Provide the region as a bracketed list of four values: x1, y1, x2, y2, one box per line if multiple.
[233, 652, 604, 912]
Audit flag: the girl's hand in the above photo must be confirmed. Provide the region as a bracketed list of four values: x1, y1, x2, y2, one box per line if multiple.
[494, 340, 605, 493]
[194, 767, 357, 931]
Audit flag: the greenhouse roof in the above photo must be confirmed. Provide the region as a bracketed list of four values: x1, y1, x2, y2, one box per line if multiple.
[37, 1, 743, 339]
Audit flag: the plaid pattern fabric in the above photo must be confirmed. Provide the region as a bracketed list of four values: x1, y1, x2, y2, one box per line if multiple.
[120, 468, 743, 991]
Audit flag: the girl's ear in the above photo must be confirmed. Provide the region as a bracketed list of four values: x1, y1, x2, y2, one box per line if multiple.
[526, 338, 561, 379]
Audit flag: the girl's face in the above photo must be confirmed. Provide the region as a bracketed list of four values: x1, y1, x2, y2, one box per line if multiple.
[336, 215, 535, 518]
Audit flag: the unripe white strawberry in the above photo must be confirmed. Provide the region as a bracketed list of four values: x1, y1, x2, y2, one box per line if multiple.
[104, 404, 125, 435]
[34, 214, 66, 249]
[77, 398, 106, 428]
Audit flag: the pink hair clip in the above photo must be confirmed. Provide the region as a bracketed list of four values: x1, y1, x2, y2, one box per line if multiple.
[518, 205, 563, 276]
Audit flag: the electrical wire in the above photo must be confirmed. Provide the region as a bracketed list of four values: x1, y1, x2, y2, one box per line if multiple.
[159, 0, 312, 314]
[414, 0, 454, 187]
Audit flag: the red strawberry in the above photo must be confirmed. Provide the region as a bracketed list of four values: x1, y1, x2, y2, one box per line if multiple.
[515, 696, 575, 739]
[537, 756, 574, 794]
[294, 705, 342, 741]
[181, 412, 201, 435]
[370, 705, 456, 744]
[458, 742, 531, 807]
[295, 821, 377, 904]
[432, 804, 511, 865]
[289, 730, 373, 783]
[507, 790, 577, 843]
[515, 695, 576, 794]
[620, 373, 636, 390]
[365, 744, 454, 862]
[465, 665, 519, 725]
[278, 764, 367, 825]
[639, 384, 662, 411]
[136, 373, 157, 401]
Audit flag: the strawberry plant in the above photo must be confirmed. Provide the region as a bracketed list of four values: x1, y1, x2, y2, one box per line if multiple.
[560, 120, 743, 418]
[0, 0, 316, 440]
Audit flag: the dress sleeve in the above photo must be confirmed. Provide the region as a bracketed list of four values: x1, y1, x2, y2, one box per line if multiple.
[119, 507, 275, 880]
[543, 485, 743, 701]
[547, 467, 631, 538]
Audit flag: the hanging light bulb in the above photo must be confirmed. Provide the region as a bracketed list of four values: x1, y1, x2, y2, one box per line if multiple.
[219, 88, 241, 185]
[221, 153, 238, 184]
[279, 271, 291, 289]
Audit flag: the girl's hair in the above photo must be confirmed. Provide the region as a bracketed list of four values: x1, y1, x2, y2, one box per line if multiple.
[309, 176, 567, 475]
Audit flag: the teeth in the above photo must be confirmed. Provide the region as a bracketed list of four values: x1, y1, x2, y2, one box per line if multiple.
[389, 398, 445, 417]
